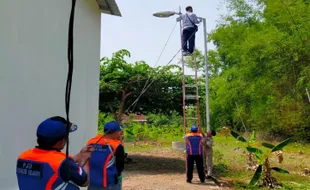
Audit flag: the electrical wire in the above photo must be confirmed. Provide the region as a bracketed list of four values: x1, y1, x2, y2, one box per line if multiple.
[129, 22, 178, 114]
[123, 22, 202, 115]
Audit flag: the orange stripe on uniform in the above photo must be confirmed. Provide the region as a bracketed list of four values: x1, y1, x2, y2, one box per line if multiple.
[103, 154, 113, 187]
[18, 148, 67, 189]
[186, 137, 192, 155]
[45, 173, 58, 190]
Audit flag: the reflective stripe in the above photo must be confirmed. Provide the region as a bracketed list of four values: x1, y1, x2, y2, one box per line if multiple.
[54, 182, 67, 190]
[107, 158, 114, 168]
[185, 137, 192, 155]
[61, 183, 68, 190]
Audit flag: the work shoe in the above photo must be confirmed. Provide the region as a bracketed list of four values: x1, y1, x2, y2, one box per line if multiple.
[186, 52, 194, 56]
[183, 52, 194, 56]
[182, 51, 189, 56]
[186, 179, 192, 183]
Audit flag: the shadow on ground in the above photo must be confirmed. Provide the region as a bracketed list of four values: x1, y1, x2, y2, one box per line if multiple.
[124, 150, 233, 189]
[125, 154, 185, 174]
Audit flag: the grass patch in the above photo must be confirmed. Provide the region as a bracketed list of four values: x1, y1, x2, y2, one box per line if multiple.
[124, 135, 310, 189]
[124, 140, 172, 152]
[212, 136, 310, 189]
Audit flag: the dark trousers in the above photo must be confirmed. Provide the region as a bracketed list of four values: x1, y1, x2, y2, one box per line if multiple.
[182, 27, 196, 53]
[186, 154, 205, 182]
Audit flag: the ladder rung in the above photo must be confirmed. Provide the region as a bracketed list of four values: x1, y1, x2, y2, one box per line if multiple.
[187, 117, 198, 120]
[185, 95, 198, 99]
[185, 105, 196, 109]
[185, 74, 196, 77]
[185, 85, 196, 88]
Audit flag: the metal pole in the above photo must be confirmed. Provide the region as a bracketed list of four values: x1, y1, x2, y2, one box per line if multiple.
[202, 18, 210, 132]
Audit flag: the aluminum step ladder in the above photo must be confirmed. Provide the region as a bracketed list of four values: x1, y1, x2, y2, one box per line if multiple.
[177, 12, 201, 134]
[179, 51, 201, 133]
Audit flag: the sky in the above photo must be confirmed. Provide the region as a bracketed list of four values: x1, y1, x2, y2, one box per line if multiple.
[100, 0, 227, 67]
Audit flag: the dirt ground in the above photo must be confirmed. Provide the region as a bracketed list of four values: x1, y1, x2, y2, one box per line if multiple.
[122, 148, 230, 190]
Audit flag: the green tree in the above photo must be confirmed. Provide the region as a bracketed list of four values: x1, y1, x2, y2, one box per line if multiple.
[185, 0, 310, 141]
[99, 49, 152, 120]
[99, 49, 185, 119]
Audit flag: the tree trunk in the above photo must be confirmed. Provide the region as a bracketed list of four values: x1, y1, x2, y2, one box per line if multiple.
[117, 89, 133, 121]
[262, 158, 277, 188]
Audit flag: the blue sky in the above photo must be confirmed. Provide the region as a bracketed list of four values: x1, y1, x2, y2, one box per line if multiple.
[100, 0, 227, 67]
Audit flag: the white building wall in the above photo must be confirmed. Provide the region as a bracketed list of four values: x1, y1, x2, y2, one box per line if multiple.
[0, 0, 101, 189]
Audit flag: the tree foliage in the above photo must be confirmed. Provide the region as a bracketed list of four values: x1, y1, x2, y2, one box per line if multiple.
[185, 0, 310, 141]
[99, 49, 184, 120]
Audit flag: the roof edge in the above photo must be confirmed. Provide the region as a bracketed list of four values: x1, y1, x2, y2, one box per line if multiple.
[96, 0, 122, 17]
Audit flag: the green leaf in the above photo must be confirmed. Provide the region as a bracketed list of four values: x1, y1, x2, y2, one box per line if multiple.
[254, 154, 263, 164]
[246, 147, 263, 155]
[126, 130, 134, 135]
[230, 131, 247, 142]
[271, 138, 291, 152]
[237, 136, 247, 142]
[262, 142, 275, 149]
[272, 167, 289, 174]
[249, 165, 262, 186]
[248, 131, 256, 144]
[230, 130, 240, 139]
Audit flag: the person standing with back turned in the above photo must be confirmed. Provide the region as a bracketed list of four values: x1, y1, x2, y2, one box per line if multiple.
[185, 126, 205, 183]
[16, 116, 93, 190]
[177, 6, 201, 56]
[86, 121, 125, 190]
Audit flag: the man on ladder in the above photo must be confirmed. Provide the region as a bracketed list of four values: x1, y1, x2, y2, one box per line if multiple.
[177, 6, 201, 56]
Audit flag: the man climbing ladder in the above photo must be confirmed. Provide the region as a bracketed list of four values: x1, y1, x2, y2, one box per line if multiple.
[177, 6, 201, 56]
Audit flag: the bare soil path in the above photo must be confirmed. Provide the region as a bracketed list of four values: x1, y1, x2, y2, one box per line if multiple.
[122, 148, 231, 190]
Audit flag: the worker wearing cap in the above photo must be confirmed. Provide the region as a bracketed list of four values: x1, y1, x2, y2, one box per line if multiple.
[16, 116, 93, 190]
[202, 130, 216, 178]
[185, 126, 205, 183]
[86, 121, 125, 190]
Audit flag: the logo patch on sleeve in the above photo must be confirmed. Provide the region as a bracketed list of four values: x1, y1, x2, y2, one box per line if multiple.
[78, 167, 83, 175]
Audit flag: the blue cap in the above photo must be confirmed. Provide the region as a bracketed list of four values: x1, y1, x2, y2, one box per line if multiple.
[190, 125, 198, 132]
[104, 121, 122, 134]
[36, 116, 78, 141]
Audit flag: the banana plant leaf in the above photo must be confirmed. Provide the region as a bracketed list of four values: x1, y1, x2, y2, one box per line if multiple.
[272, 138, 291, 152]
[249, 165, 262, 186]
[231, 130, 240, 139]
[248, 131, 256, 144]
[231, 131, 247, 142]
[246, 147, 263, 155]
[237, 136, 247, 142]
[254, 154, 263, 164]
[272, 167, 289, 174]
[262, 142, 275, 149]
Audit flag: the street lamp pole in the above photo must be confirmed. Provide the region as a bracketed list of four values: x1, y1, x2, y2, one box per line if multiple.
[153, 11, 210, 132]
[200, 17, 210, 132]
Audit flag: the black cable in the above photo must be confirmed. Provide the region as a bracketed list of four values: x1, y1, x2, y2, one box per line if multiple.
[124, 22, 202, 115]
[66, 0, 76, 159]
